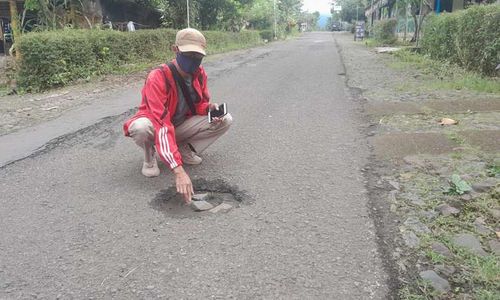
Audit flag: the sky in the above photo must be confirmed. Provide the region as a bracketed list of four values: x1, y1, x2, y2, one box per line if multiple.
[302, 0, 333, 14]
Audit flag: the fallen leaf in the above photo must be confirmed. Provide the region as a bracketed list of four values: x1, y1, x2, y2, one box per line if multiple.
[497, 231, 500, 239]
[400, 173, 414, 180]
[439, 118, 458, 125]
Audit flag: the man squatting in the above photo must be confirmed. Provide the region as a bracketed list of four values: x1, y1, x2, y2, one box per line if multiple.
[123, 28, 233, 203]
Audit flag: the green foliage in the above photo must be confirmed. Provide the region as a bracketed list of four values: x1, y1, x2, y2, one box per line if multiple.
[244, 0, 274, 29]
[298, 11, 321, 31]
[16, 28, 261, 91]
[373, 18, 398, 45]
[421, 5, 500, 76]
[277, 0, 303, 33]
[393, 49, 500, 94]
[445, 174, 472, 195]
[259, 29, 273, 40]
[336, 0, 367, 23]
[159, 0, 256, 31]
[158, 0, 303, 33]
[486, 165, 500, 177]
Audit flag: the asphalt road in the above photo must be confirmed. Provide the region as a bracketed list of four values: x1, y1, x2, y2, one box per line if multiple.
[0, 32, 388, 299]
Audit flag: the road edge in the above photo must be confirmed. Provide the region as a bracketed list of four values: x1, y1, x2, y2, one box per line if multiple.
[333, 32, 401, 299]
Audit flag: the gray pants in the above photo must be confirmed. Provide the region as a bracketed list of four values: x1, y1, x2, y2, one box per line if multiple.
[128, 114, 233, 165]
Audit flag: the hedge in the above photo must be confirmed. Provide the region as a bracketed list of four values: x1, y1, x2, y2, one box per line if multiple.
[16, 29, 262, 91]
[259, 30, 273, 41]
[421, 5, 500, 76]
[373, 19, 398, 45]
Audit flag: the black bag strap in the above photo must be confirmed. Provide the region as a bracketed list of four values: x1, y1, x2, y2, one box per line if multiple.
[167, 62, 197, 116]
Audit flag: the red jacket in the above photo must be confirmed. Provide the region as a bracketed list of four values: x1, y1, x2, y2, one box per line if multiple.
[123, 61, 211, 169]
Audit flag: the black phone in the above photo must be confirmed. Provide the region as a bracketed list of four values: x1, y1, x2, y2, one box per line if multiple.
[208, 103, 227, 123]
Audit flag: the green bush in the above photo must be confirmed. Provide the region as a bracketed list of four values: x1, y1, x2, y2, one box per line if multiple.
[259, 30, 273, 41]
[373, 19, 398, 45]
[17, 29, 262, 91]
[421, 5, 500, 76]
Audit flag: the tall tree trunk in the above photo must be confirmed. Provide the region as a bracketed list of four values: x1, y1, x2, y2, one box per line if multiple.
[404, 4, 408, 41]
[8, 0, 21, 59]
[411, 14, 418, 42]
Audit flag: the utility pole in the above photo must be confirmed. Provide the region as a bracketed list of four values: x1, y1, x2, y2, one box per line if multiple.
[356, 5, 359, 23]
[370, 0, 374, 26]
[416, 0, 424, 47]
[273, 0, 277, 40]
[395, 1, 398, 34]
[187, 0, 190, 28]
[404, 3, 408, 41]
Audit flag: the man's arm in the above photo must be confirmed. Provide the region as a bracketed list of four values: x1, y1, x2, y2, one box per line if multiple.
[143, 70, 193, 203]
[143, 70, 183, 169]
[173, 166, 193, 203]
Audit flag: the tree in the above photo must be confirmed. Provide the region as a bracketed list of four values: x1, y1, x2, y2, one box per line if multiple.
[406, 0, 432, 43]
[8, 0, 20, 42]
[23, 0, 107, 30]
[197, 0, 247, 31]
[244, 0, 274, 30]
[8, 0, 21, 58]
[334, 0, 367, 23]
[156, 0, 252, 31]
[278, 0, 302, 32]
[298, 11, 320, 31]
[155, 0, 195, 28]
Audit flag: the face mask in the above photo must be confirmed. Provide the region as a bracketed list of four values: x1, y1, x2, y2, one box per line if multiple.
[176, 52, 203, 74]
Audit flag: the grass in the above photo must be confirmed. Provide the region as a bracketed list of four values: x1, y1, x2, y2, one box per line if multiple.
[486, 164, 500, 177]
[0, 84, 10, 97]
[399, 282, 442, 300]
[364, 37, 412, 48]
[446, 132, 466, 146]
[450, 151, 464, 160]
[392, 50, 500, 94]
[395, 151, 500, 299]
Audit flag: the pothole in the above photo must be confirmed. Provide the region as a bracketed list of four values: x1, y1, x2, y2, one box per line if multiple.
[150, 179, 248, 218]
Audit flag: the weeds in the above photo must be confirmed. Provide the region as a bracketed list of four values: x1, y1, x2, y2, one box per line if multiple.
[486, 165, 500, 178]
[446, 132, 466, 146]
[445, 174, 472, 195]
[396, 153, 499, 298]
[0, 85, 10, 97]
[392, 50, 500, 94]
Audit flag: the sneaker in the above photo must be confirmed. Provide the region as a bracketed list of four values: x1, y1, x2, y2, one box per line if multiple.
[142, 158, 160, 177]
[179, 144, 202, 165]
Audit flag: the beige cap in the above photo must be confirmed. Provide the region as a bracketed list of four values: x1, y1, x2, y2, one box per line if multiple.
[175, 28, 207, 56]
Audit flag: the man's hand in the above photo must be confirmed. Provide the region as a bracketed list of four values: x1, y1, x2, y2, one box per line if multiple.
[173, 166, 193, 204]
[208, 103, 223, 125]
[208, 102, 219, 111]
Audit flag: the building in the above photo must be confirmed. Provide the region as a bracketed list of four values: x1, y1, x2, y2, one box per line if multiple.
[363, 0, 483, 26]
[300, 22, 307, 32]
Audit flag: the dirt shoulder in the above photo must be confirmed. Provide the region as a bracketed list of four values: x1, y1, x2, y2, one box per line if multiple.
[335, 32, 499, 299]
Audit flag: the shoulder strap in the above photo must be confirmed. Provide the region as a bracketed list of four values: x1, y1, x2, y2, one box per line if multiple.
[198, 73, 204, 88]
[167, 63, 197, 116]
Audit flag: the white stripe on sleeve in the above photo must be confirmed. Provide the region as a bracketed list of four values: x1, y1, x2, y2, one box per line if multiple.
[159, 127, 178, 169]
